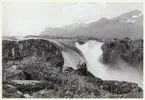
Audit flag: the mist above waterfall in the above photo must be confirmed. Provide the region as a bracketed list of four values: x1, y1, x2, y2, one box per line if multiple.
[75, 40, 143, 88]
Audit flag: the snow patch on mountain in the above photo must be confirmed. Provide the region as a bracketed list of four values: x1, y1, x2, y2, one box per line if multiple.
[132, 13, 143, 18]
[125, 13, 142, 23]
[84, 19, 100, 24]
[126, 19, 136, 23]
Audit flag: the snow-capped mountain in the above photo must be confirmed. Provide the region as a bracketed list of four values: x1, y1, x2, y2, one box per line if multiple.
[40, 10, 143, 40]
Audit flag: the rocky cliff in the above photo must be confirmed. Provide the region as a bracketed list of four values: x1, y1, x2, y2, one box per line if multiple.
[2, 39, 64, 66]
[2, 38, 143, 98]
[101, 37, 143, 70]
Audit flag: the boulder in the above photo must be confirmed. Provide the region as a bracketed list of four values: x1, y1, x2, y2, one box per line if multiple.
[3, 84, 25, 98]
[7, 80, 53, 92]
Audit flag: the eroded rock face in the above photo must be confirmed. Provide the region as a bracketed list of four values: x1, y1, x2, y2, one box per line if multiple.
[101, 37, 143, 69]
[2, 39, 64, 67]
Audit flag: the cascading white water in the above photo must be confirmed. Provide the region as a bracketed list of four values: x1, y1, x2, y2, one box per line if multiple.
[49, 39, 84, 69]
[61, 50, 84, 69]
[75, 40, 143, 88]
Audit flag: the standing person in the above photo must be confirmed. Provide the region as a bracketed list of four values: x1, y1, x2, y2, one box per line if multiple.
[77, 61, 81, 69]
[83, 62, 87, 68]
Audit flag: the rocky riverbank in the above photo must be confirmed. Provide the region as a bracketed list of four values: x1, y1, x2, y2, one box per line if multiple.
[2, 38, 143, 98]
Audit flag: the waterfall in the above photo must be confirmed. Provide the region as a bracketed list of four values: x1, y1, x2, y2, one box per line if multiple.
[49, 39, 142, 88]
[48, 39, 84, 69]
[75, 40, 143, 88]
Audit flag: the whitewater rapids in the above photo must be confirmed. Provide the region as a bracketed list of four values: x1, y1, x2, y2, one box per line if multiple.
[75, 41, 143, 88]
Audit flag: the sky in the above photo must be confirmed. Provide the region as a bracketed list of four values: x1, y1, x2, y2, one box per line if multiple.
[2, 2, 143, 36]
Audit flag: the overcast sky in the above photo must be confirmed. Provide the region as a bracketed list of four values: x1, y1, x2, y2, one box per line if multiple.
[2, 2, 143, 36]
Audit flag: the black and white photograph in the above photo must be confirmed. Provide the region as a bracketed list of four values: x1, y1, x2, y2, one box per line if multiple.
[2, 1, 144, 98]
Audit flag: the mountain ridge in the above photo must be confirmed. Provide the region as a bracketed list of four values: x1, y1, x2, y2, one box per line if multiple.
[40, 10, 143, 40]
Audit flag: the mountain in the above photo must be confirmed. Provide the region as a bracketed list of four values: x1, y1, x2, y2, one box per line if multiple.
[112, 10, 141, 21]
[40, 10, 143, 40]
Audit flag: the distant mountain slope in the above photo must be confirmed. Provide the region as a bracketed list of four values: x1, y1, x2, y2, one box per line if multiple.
[112, 10, 141, 21]
[40, 10, 143, 40]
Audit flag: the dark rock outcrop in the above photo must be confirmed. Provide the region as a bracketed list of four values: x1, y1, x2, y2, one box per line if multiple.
[2, 39, 64, 67]
[101, 37, 143, 69]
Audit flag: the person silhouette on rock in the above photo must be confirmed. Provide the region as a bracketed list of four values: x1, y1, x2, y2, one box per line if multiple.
[77, 61, 81, 69]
